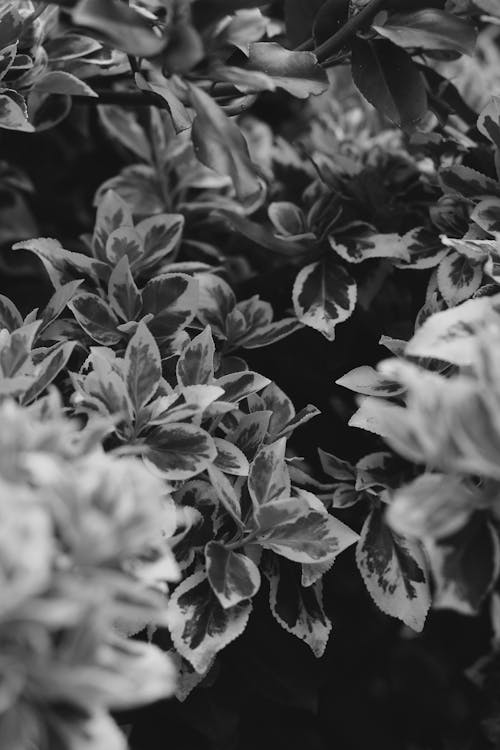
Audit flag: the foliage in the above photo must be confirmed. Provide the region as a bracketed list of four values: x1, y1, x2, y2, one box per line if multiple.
[3, 1, 500, 748]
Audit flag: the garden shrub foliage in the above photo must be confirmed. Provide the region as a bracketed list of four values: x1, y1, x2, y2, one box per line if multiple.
[3, 0, 500, 747]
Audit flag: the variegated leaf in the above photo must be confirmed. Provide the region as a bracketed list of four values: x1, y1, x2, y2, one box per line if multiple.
[336, 365, 405, 398]
[135, 213, 184, 271]
[108, 256, 142, 321]
[471, 197, 500, 238]
[22, 341, 75, 405]
[142, 273, 198, 339]
[213, 437, 249, 476]
[437, 251, 483, 306]
[425, 513, 500, 615]
[167, 570, 252, 673]
[69, 294, 121, 346]
[176, 326, 215, 387]
[267, 557, 332, 657]
[205, 541, 261, 608]
[124, 322, 161, 413]
[439, 165, 500, 199]
[292, 259, 356, 341]
[93, 190, 134, 263]
[248, 438, 291, 508]
[146, 423, 217, 480]
[356, 502, 431, 632]
[330, 232, 408, 264]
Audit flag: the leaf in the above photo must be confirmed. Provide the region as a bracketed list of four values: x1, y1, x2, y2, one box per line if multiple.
[205, 541, 261, 608]
[142, 273, 198, 339]
[124, 321, 161, 414]
[39, 280, 83, 335]
[240, 318, 303, 349]
[69, 294, 121, 345]
[426, 514, 500, 616]
[0, 322, 40, 377]
[348, 396, 393, 438]
[394, 227, 448, 270]
[135, 74, 192, 134]
[0, 294, 22, 332]
[330, 232, 409, 264]
[351, 37, 427, 130]
[214, 437, 249, 476]
[245, 43, 328, 99]
[373, 10, 477, 56]
[108, 256, 142, 321]
[93, 190, 134, 263]
[356, 502, 431, 632]
[22, 342, 75, 405]
[146, 423, 217, 480]
[318, 449, 355, 482]
[135, 213, 185, 272]
[13, 237, 108, 288]
[196, 273, 236, 337]
[98, 105, 153, 162]
[336, 365, 405, 397]
[167, 570, 252, 673]
[106, 226, 143, 265]
[437, 251, 483, 306]
[477, 97, 500, 150]
[471, 197, 500, 238]
[248, 438, 291, 507]
[72, 0, 167, 57]
[257, 497, 358, 563]
[177, 326, 215, 386]
[292, 258, 356, 341]
[0, 43, 16, 81]
[406, 294, 500, 365]
[188, 83, 261, 204]
[268, 202, 308, 237]
[267, 557, 332, 657]
[229, 411, 272, 460]
[206, 463, 242, 523]
[215, 371, 270, 403]
[259, 382, 295, 435]
[34, 71, 97, 97]
[0, 91, 33, 132]
[439, 166, 500, 199]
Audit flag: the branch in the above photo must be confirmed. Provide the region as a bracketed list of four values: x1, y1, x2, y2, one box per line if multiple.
[295, 0, 387, 62]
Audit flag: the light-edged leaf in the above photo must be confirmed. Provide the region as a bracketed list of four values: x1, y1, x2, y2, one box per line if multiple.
[0, 294, 22, 332]
[93, 190, 134, 263]
[330, 232, 408, 264]
[106, 226, 143, 265]
[292, 259, 356, 341]
[336, 365, 405, 397]
[0, 91, 33, 132]
[394, 227, 448, 270]
[167, 569, 252, 673]
[69, 293, 121, 345]
[22, 341, 75, 405]
[0, 322, 40, 377]
[142, 273, 198, 339]
[439, 165, 500, 199]
[206, 463, 242, 523]
[437, 251, 483, 306]
[108, 256, 142, 321]
[248, 438, 290, 508]
[266, 557, 332, 657]
[256, 496, 359, 564]
[406, 294, 500, 365]
[213, 437, 249, 476]
[177, 326, 215, 387]
[356, 502, 431, 632]
[228, 410, 272, 460]
[34, 71, 97, 97]
[39, 280, 83, 335]
[426, 514, 500, 615]
[135, 213, 185, 271]
[146, 423, 217, 480]
[477, 96, 500, 150]
[124, 321, 161, 413]
[13, 237, 108, 288]
[205, 541, 261, 609]
[471, 197, 500, 238]
[196, 273, 236, 337]
[215, 371, 270, 403]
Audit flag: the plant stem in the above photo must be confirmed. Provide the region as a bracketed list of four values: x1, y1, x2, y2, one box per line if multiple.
[296, 0, 387, 62]
[72, 89, 169, 109]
